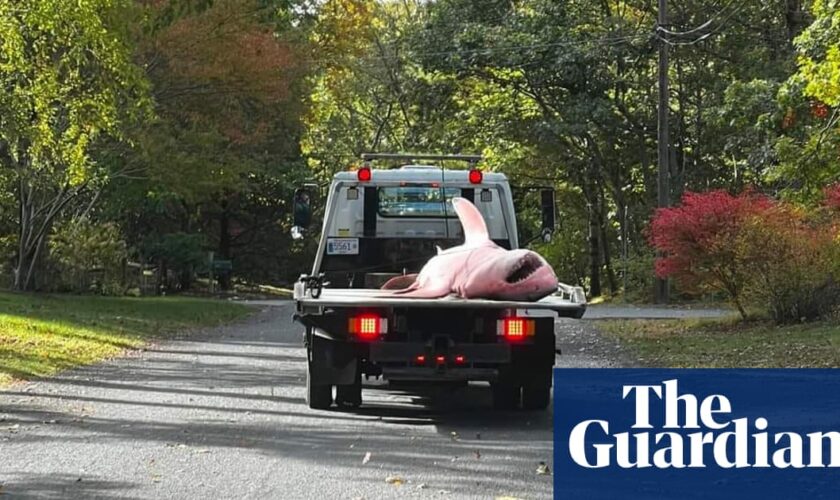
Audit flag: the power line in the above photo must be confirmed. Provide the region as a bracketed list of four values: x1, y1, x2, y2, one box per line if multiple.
[655, 1, 747, 46]
[655, 0, 738, 37]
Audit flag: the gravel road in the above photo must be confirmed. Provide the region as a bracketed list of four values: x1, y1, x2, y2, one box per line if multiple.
[0, 301, 661, 499]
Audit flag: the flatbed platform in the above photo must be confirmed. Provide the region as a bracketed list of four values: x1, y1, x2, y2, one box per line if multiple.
[294, 287, 587, 318]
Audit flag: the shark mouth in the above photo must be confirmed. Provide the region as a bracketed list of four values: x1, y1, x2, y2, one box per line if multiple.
[505, 254, 544, 284]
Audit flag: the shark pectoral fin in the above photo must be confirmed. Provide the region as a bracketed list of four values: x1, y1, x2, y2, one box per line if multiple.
[381, 274, 419, 290]
[392, 282, 452, 298]
[451, 197, 490, 246]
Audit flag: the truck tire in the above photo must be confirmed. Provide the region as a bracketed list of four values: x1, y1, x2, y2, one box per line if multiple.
[335, 368, 362, 408]
[306, 363, 333, 410]
[492, 382, 520, 410]
[522, 368, 552, 410]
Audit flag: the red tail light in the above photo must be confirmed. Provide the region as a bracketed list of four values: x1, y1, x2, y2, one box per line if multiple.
[454, 355, 466, 364]
[415, 355, 426, 365]
[348, 314, 387, 340]
[435, 355, 446, 365]
[357, 167, 372, 182]
[468, 169, 482, 184]
[497, 317, 535, 341]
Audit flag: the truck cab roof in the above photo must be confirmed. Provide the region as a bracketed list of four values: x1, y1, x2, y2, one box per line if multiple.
[333, 166, 509, 185]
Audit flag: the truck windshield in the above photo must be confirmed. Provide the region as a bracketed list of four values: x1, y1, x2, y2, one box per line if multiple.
[378, 186, 459, 218]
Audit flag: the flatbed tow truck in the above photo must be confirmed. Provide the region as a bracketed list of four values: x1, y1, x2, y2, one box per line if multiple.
[292, 154, 586, 410]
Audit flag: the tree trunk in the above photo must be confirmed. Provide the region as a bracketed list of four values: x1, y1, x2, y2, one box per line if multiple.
[586, 193, 602, 297]
[218, 202, 231, 291]
[599, 211, 618, 295]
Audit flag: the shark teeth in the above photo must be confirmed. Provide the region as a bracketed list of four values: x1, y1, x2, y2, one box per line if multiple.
[505, 254, 543, 283]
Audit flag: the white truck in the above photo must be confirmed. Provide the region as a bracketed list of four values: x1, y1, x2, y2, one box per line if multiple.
[292, 154, 586, 411]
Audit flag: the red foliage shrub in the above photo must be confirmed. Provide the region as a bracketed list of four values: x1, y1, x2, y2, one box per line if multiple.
[823, 184, 840, 210]
[649, 190, 774, 317]
[651, 189, 840, 322]
[737, 205, 840, 323]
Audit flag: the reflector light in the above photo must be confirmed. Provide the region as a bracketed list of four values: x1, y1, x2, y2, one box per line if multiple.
[435, 355, 446, 364]
[348, 314, 387, 340]
[415, 355, 426, 364]
[357, 167, 372, 182]
[468, 169, 483, 184]
[454, 355, 466, 364]
[497, 317, 535, 341]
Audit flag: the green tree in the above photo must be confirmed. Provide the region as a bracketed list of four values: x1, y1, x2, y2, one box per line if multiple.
[773, 0, 840, 196]
[0, 0, 149, 290]
[109, 0, 312, 289]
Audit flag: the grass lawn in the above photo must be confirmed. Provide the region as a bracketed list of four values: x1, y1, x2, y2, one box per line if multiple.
[0, 292, 251, 386]
[598, 317, 840, 368]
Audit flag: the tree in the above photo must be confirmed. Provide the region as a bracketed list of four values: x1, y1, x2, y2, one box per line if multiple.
[772, 0, 840, 197]
[0, 0, 149, 290]
[649, 190, 773, 318]
[109, 0, 311, 289]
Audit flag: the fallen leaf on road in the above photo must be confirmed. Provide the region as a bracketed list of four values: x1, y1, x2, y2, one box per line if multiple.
[416, 483, 427, 490]
[450, 431, 459, 441]
[194, 449, 211, 454]
[362, 452, 371, 465]
[385, 475, 404, 485]
[474, 450, 481, 459]
[536, 462, 551, 475]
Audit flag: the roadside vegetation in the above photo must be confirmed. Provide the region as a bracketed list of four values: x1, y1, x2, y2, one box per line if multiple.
[650, 189, 840, 324]
[599, 317, 840, 368]
[1, 1, 838, 303]
[0, 293, 250, 386]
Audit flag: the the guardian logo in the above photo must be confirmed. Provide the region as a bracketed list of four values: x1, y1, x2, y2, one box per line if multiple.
[568, 379, 840, 469]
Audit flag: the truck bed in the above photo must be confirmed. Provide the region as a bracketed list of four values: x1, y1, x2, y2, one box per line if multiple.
[294, 287, 586, 317]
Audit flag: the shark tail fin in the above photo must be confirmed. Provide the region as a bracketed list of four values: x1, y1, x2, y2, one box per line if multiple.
[451, 197, 490, 247]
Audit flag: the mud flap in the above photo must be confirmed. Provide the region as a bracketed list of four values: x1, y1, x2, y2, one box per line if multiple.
[310, 332, 358, 386]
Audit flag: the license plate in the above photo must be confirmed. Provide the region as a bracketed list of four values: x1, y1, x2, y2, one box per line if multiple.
[326, 238, 359, 255]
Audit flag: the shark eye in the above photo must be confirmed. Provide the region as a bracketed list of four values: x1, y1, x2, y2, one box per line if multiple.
[505, 254, 543, 283]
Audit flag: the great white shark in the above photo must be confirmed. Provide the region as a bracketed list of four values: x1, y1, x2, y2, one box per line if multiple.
[381, 197, 559, 301]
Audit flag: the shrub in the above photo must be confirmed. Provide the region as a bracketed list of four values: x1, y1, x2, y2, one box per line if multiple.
[651, 189, 840, 323]
[737, 206, 840, 323]
[50, 218, 128, 294]
[649, 190, 773, 318]
[823, 183, 840, 210]
[140, 233, 207, 290]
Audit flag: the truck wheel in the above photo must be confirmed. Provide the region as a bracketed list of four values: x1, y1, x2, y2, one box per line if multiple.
[492, 383, 520, 410]
[335, 369, 362, 408]
[306, 364, 333, 410]
[522, 368, 552, 410]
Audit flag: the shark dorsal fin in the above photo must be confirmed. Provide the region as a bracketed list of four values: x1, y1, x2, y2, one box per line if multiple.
[452, 197, 490, 247]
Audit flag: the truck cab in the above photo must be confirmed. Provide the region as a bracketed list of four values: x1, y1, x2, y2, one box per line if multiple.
[293, 154, 586, 411]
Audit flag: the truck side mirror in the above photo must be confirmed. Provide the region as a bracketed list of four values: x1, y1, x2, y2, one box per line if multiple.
[292, 188, 312, 240]
[540, 189, 555, 242]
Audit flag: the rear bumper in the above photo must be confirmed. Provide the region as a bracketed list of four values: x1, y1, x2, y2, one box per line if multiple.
[369, 341, 511, 382]
[369, 341, 510, 363]
[382, 367, 499, 381]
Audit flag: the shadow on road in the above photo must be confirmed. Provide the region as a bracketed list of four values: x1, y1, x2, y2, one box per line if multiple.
[0, 305, 554, 498]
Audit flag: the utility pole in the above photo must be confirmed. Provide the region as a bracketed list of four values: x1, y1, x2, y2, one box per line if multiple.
[655, 0, 671, 304]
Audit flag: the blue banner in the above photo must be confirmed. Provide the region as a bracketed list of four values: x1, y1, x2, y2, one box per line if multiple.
[553, 369, 840, 499]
